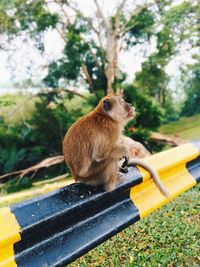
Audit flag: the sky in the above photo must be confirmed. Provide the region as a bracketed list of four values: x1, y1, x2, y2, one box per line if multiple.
[0, 0, 197, 94]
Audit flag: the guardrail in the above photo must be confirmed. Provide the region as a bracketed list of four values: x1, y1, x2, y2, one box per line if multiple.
[0, 141, 200, 266]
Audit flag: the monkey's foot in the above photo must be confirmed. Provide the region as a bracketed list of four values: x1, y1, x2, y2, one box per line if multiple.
[116, 172, 125, 185]
[104, 183, 115, 192]
[119, 166, 129, 173]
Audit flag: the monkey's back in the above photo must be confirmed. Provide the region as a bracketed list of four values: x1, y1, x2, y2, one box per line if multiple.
[63, 111, 119, 178]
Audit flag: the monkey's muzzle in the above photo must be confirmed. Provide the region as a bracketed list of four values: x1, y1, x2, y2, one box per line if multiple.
[125, 103, 135, 118]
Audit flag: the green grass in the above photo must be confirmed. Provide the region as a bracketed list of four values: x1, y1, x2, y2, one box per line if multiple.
[159, 114, 200, 140]
[69, 184, 200, 267]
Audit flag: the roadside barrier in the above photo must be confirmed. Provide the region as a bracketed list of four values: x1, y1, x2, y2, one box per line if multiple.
[0, 141, 199, 266]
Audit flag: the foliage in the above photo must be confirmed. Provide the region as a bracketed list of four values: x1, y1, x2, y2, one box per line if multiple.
[123, 84, 163, 129]
[0, 118, 29, 174]
[181, 62, 200, 116]
[0, 95, 88, 177]
[0, 146, 27, 173]
[29, 97, 84, 154]
[41, 3, 158, 94]
[44, 23, 87, 87]
[1, 177, 32, 194]
[123, 84, 165, 152]
[130, 0, 199, 117]
[124, 8, 154, 47]
[0, 0, 58, 35]
[0, 94, 16, 107]
[43, 21, 107, 94]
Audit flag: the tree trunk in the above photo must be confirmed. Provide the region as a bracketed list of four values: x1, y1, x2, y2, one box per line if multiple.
[105, 29, 120, 94]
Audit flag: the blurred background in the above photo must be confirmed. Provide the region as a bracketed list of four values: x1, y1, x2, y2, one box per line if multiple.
[0, 0, 199, 194]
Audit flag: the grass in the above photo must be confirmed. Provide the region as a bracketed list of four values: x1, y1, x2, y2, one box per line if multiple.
[0, 93, 39, 125]
[69, 184, 200, 267]
[159, 114, 200, 140]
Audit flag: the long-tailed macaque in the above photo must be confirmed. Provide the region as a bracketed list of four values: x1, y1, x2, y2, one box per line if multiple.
[63, 93, 170, 198]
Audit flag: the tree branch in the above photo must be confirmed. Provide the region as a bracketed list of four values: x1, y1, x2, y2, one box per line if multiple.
[116, 0, 127, 15]
[0, 156, 64, 180]
[93, 0, 109, 31]
[119, 3, 152, 35]
[81, 64, 94, 90]
[63, 1, 104, 71]
[47, 1, 103, 88]
[44, 88, 88, 99]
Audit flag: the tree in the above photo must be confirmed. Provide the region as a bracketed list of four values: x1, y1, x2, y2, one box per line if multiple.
[0, 0, 155, 96]
[133, 1, 199, 108]
[42, 0, 156, 96]
[1, 0, 199, 101]
[181, 60, 200, 116]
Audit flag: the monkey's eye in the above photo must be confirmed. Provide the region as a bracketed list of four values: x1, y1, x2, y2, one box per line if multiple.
[120, 99, 124, 104]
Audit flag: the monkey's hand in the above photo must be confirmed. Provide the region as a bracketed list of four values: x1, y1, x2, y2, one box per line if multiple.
[119, 156, 129, 173]
[93, 143, 129, 162]
[122, 156, 129, 168]
[109, 144, 129, 160]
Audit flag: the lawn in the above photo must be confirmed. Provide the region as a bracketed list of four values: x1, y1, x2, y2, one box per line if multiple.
[159, 114, 200, 140]
[69, 184, 200, 267]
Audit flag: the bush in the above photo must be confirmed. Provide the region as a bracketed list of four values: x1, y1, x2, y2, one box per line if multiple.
[0, 96, 87, 178]
[123, 84, 165, 152]
[123, 84, 164, 129]
[181, 63, 200, 117]
[29, 97, 85, 155]
[1, 177, 32, 194]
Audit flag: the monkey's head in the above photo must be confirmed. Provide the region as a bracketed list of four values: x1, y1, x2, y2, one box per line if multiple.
[97, 94, 135, 125]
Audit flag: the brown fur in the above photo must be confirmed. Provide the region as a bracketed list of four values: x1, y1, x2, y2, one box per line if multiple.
[63, 94, 134, 191]
[119, 135, 151, 158]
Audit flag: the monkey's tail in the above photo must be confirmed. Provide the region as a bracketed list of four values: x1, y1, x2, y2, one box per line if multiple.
[127, 159, 172, 201]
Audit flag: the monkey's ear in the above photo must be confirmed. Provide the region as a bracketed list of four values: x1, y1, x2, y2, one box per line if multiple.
[103, 99, 112, 112]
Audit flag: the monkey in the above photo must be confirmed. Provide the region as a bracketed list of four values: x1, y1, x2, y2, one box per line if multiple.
[63, 93, 171, 199]
[63, 93, 134, 191]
